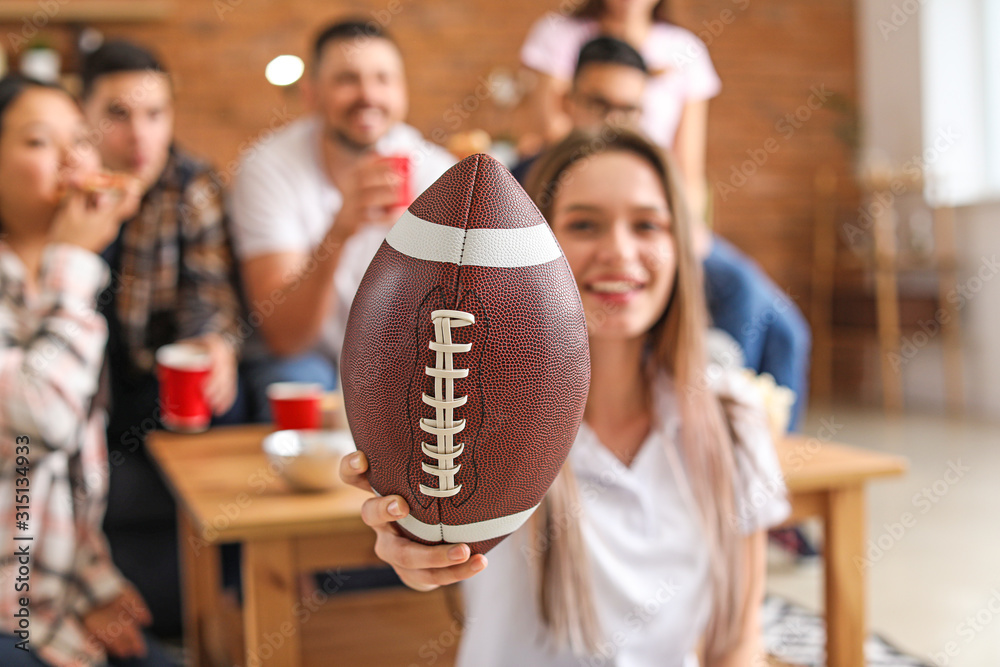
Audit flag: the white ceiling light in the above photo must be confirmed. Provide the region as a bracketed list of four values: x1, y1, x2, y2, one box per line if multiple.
[265, 55, 304, 86]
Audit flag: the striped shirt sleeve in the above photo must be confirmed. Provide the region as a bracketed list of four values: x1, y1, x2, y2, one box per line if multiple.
[0, 244, 110, 457]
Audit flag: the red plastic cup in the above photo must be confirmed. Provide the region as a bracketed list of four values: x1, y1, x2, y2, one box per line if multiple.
[267, 382, 323, 431]
[156, 344, 212, 433]
[380, 154, 412, 209]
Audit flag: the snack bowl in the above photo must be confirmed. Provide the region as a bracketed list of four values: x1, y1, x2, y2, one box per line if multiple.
[262, 429, 356, 492]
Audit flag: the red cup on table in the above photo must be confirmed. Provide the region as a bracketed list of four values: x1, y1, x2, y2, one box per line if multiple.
[156, 343, 212, 434]
[380, 154, 412, 209]
[267, 382, 323, 431]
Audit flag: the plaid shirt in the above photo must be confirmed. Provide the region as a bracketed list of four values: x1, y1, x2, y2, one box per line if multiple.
[0, 243, 127, 667]
[103, 144, 243, 377]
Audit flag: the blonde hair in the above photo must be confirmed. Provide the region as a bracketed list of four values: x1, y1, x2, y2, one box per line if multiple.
[524, 129, 749, 661]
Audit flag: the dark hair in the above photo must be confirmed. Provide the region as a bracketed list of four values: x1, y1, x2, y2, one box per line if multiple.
[312, 19, 398, 66]
[573, 0, 669, 21]
[81, 39, 167, 99]
[574, 36, 648, 80]
[0, 74, 66, 133]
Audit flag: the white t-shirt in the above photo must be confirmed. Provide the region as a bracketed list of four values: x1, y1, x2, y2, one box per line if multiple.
[456, 369, 790, 667]
[520, 13, 722, 148]
[229, 116, 456, 364]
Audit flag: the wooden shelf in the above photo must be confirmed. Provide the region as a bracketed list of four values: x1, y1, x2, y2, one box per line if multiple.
[835, 252, 959, 274]
[0, 1, 171, 23]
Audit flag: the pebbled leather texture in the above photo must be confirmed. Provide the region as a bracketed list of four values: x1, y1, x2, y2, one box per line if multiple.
[341, 154, 590, 554]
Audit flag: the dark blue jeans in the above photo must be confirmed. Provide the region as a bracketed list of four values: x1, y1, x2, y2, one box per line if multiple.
[703, 236, 812, 431]
[0, 633, 177, 667]
[241, 351, 338, 422]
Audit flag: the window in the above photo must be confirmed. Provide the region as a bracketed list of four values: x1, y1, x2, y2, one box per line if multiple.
[919, 0, 996, 205]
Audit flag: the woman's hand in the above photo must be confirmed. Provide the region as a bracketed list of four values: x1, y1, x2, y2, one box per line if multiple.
[49, 177, 142, 253]
[81, 584, 153, 660]
[340, 450, 488, 591]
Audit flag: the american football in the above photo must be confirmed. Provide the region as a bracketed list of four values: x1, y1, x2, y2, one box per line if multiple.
[340, 153, 590, 554]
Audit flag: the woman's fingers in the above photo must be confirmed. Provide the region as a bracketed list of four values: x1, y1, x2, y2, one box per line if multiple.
[360, 494, 408, 529]
[373, 531, 488, 587]
[396, 554, 490, 592]
[373, 531, 489, 592]
[339, 451, 373, 492]
[122, 585, 154, 627]
[103, 623, 145, 659]
[340, 450, 489, 592]
[124, 624, 147, 659]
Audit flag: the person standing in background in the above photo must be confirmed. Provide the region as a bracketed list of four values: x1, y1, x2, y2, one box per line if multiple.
[518, 30, 811, 430]
[521, 0, 718, 222]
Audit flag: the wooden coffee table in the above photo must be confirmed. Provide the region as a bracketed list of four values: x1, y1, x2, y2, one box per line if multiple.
[148, 426, 905, 667]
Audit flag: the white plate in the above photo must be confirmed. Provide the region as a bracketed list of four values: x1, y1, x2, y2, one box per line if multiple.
[262, 429, 357, 492]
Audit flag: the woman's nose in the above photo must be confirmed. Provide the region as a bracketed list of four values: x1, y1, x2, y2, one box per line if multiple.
[599, 221, 640, 263]
[58, 148, 82, 181]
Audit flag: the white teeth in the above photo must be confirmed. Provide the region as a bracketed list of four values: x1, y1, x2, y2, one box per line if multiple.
[589, 280, 639, 294]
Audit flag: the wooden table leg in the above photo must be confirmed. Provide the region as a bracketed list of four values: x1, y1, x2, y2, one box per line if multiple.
[179, 511, 221, 667]
[243, 539, 302, 667]
[824, 485, 866, 667]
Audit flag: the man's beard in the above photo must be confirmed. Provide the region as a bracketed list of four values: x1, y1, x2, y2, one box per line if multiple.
[326, 104, 389, 153]
[328, 127, 376, 153]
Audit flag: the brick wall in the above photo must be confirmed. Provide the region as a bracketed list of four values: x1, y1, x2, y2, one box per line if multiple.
[2, 0, 863, 397]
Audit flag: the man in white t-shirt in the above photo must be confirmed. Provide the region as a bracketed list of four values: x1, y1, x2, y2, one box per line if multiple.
[230, 20, 455, 417]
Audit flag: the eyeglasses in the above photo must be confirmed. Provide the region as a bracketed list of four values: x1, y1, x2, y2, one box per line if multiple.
[573, 93, 643, 123]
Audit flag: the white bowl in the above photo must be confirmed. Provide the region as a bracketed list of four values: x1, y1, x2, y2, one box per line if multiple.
[262, 429, 356, 492]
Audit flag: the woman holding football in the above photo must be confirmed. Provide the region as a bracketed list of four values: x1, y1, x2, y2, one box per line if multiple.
[342, 129, 789, 666]
[0, 75, 177, 667]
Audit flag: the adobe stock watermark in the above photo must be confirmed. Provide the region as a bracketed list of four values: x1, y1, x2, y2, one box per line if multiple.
[758, 614, 810, 667]
[729, 415, 844, 530]
[183, 104, 296, 218]
[739, 287, 803, 347]
[888, 254, 998, 372]
[929, 588, 1000, 666]
[82, 594, 151, 656]
[715, 84, 833, 201]
[336, 0, 417, 61]
[4, 0, 70, 54]
[519, 457, 628, 562]
[584, 579, 680, 667]
[406, 617, 467, 667]
[877, 0, 926, 40]
[528, 122, 634, 213]
[842, 126, 960, 247]
[186, 449, 307, 553]
[854, 459, 969, 571]
[671, 0, 750, 68]
[435, 75, 507, 136]
[242, 568, 352, 667]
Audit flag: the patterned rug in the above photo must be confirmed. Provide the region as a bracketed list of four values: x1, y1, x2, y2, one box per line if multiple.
[762, 595, 932, 667]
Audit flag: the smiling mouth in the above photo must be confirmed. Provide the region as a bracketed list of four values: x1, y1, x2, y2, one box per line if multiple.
[587, 279, 645, 294]
[350, 106, 386, 123]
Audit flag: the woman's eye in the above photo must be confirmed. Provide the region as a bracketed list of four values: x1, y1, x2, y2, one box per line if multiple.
[566, 219, 597, 233]
[26, 137, 47, 148]
[635, 219, 668, 233]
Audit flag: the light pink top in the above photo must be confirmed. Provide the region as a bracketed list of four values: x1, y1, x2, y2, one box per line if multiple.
[521, 13, 722, 148]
